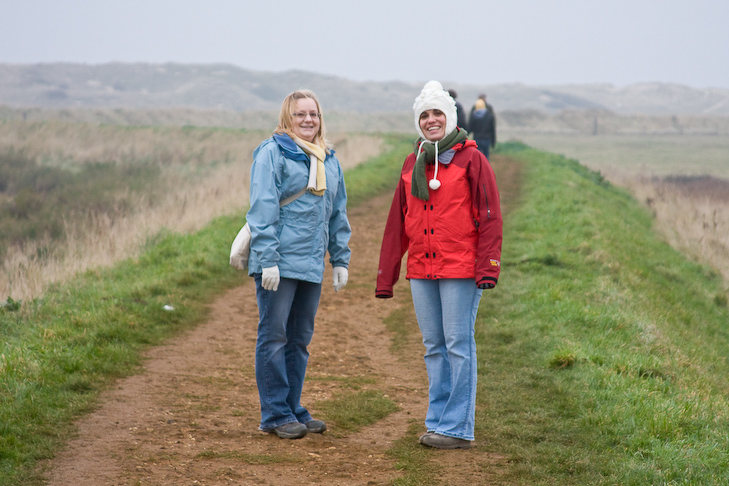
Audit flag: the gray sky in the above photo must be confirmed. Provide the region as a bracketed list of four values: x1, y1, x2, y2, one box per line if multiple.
[2, 0, 727, 89]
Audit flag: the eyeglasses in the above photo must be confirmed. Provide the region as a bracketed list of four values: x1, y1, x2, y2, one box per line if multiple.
[291, 112, 321, 120]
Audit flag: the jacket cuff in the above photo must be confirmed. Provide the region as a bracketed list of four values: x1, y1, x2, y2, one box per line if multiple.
[477, 276, 498, 289]
[375, 289, 393, 299]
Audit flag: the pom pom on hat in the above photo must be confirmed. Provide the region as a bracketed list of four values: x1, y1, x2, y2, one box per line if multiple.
[413, 80, 458, 140]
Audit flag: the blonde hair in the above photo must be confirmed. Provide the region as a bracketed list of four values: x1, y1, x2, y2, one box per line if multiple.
[274, 89, 331, 152]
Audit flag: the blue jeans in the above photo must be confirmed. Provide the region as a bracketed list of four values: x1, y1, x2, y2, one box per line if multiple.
[254, 275, 322, 431]
[410, 279, 483, 440]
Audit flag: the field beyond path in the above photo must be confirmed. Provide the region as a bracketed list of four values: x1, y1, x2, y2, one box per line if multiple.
[42, 180, 514, 484]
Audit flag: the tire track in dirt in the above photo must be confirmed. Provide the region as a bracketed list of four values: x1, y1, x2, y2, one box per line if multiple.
[43, 155, 519, 486]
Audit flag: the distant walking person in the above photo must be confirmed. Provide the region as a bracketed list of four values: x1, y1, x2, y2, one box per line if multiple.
[246, 89, 352, 439]
[448, 89, 469, 131]
[376, 81, 502, 450]
[469, 93, 496, 159]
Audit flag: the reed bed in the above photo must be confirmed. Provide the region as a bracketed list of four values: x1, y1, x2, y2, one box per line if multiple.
[0, 121, 384, 302]
[620, 175, 729, 283]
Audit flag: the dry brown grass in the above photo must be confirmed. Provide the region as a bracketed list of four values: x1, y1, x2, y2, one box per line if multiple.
[0, 121, 385, 301]
[621, 175, 729, 282]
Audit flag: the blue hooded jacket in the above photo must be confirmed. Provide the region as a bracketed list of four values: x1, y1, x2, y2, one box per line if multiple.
[246, 133, 351, 283]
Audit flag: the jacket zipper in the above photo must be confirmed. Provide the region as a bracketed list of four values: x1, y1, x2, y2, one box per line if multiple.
[482, 183, 491, 219]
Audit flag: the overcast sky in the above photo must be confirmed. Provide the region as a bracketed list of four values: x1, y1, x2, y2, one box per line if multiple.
[2, 0, 727, 89]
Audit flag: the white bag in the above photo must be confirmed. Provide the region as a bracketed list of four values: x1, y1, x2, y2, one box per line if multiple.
[229, 186, 307, 271]
[229, 222, 252, 270]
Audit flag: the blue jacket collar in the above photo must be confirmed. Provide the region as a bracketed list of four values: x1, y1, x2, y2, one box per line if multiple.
[273, 133, 335, 160]
[273, 133, 310, 162]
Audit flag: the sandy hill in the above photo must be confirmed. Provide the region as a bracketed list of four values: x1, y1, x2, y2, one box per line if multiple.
[2, 63, 729, 117]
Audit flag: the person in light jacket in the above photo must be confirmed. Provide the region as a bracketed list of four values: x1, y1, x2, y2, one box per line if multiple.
[376, 81, 502, 449]
[246, 89, 352, 439]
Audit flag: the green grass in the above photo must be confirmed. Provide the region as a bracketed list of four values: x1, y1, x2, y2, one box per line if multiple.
[382, 141, 729, 485]
[0, 133, 414, 486]
[473, 142, 729, 485]
[386, 422, 439, 486]
[315, 390, 400, 436]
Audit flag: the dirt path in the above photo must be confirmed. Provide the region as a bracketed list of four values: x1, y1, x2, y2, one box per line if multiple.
[43, 156, 519, 486]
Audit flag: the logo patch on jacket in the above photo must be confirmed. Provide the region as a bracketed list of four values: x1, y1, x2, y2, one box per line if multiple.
[490, 259, 501, 267]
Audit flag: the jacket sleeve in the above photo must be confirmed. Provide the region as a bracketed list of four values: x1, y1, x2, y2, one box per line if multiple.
[469, 151, 502, 288]
[247, 143, 282, 270]
[328, 158, 352, 268]
[375, 170, 410, 298]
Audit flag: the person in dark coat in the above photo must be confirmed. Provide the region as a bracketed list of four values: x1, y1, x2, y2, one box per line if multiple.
[448, 89, 469, 131]
[468, 94, 496, 159]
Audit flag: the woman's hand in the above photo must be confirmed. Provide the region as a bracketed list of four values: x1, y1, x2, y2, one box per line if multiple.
[333, 267, 348, 292]
[262, 266, 280, 291]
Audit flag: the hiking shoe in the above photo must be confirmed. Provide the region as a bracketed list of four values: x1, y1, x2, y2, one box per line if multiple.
[268, 422, 308, 439]
[420, 433, 472, 449]
[305, 419, 327, 434]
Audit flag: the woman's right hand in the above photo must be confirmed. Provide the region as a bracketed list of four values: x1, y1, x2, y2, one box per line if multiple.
[262, 266, 280, 291]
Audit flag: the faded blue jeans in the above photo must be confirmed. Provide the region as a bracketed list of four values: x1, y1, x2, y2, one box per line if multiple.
[254, 275, 321, 431]
[410, 278, 483, 441]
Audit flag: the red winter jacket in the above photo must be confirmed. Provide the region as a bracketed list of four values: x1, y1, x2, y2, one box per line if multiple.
[375, 140, 502, 298]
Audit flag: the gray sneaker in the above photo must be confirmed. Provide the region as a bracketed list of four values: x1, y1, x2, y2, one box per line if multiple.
[269, 422, 308, 439]
[305, 419, 327, 433]
[418, 432, 435, 443]
[420, 433, 472, 449]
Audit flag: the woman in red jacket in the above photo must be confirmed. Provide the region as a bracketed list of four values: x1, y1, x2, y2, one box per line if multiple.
[376, 81, 502, 449]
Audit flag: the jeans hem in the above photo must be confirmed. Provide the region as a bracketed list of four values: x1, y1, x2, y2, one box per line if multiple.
[433, 430, 474, 441]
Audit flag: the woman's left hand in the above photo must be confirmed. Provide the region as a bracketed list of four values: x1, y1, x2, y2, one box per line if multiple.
[333, 267, 348, 292]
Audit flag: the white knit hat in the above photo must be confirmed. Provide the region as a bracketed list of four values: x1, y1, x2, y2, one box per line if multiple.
[412, 80, 458, 140]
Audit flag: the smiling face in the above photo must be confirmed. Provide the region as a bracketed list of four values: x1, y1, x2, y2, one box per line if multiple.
[290, 97, 321, 143]
[419, 109, 447, 141]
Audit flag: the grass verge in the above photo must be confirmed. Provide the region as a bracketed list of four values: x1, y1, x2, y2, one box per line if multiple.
[476, 142, 729, 485]
[0, 133, 413, 486]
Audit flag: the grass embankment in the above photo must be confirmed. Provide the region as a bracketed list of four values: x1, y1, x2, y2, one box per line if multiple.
[388, 143, 729, 485]
[0, 133, 413, 486]
[511, 132, 729, 283]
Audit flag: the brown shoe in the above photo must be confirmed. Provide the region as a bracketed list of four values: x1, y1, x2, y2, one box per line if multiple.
[420, 433, 472, 449]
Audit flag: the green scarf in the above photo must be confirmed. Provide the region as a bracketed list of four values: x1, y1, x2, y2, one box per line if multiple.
[411, 128, 468, 201]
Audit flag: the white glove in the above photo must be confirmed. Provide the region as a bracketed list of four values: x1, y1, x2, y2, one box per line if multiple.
[262, 265, 280, 292]
[332, 267, 348, 292]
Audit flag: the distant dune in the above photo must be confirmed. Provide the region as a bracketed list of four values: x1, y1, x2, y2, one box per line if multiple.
[2, 62, 729, 117]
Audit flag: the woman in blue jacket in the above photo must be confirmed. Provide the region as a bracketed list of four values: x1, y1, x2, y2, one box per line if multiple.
[246, 90, 352, 439]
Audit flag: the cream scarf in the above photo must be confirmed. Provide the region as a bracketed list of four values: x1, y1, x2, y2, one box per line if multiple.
[293, 136, 327, 196]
